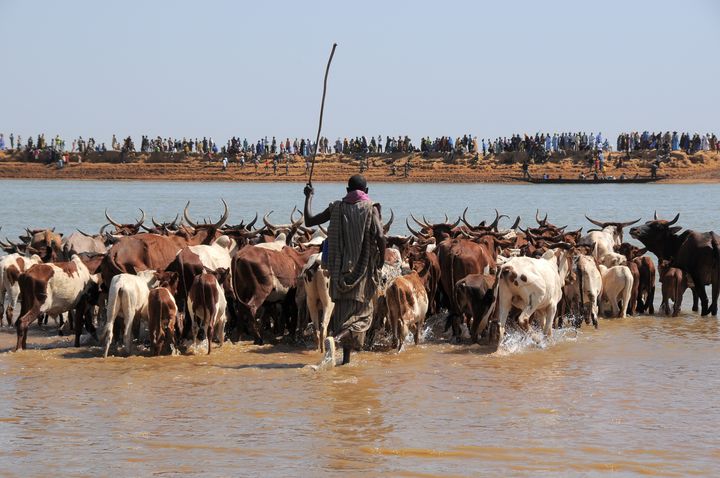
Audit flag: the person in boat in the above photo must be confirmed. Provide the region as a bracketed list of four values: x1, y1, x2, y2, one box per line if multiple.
[303, 175, 386, 367]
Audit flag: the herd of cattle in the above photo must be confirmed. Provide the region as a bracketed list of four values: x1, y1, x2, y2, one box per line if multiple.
[0, 201, 718, 357]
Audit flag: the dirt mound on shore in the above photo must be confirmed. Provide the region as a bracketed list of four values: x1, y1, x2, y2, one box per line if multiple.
[0, 150, 718, 183]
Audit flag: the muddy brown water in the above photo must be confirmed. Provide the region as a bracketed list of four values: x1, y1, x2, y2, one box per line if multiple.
[0, 180, 719, 476]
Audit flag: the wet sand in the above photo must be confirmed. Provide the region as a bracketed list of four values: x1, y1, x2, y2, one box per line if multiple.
[1, 150, 719, 183]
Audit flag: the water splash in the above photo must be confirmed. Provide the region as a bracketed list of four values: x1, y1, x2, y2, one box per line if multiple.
[496, 324, 580, 356]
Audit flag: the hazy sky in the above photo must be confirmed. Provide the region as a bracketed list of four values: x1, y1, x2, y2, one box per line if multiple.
[1, 0, 718, 145]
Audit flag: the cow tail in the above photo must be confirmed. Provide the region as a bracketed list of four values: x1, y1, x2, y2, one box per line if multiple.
[577, 261, 584, 323]
[445, 254, 457, 332]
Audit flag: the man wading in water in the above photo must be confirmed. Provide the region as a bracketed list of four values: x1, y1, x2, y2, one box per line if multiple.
[303, 175, 386, 368]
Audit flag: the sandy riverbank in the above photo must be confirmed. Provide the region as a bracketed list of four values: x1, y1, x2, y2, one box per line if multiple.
[1, 149, 719, 183]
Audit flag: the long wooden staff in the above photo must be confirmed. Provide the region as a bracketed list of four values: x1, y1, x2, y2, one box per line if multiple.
[307, 43, 337, 187]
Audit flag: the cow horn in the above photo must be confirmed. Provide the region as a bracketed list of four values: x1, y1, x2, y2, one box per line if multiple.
[406, 218, 427, 238]
[490, 209, 508, 231]
[443, 213, 449, 224]
[535, 209, 543, 225]
[461, 207, 473, 228]
[667, 213, 680, 226]
[410, 214, 429, 229]
[183, 202, 199, 228]
[170, 213, 180, 228]
[291, 209, 304, 229]
[290, 206, 299, 224]
[152, 216, 162, 228]
[245, 212, 259, 231]
[139, 224, 153, 232]
[383, 209, 394, 234]
[449, 216, 461, 229]
[77, 229, 93, 237]
[105, 209, 123, 229]
[510, 216, 521, 230]
[99, 223, 110, 236]
[263, 211, 277, 230]
[654, 211, 658, 220]
[584, 215, 607, 228]
[214, 199, 229, 228]
[618, 218, 640, 227]
[134, 209, 146, 229]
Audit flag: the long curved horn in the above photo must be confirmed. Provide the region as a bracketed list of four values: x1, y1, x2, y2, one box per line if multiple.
[535, 209, 543, 225]
[489, 209, 509, 231]
[667, 213, 680, 226]
[461, 207, 473, 228]
[183, 201, 199, 228]
[99, 223, 110, 236]
[291, 209, 304, 229]
[423, 215, 433, 227]
[406, 218, 427, 238]
[410, 214, 429, 229]
[289, 206, 299, 224]
[263, 211, 277, 230]
[139, 224, 153, 232]
[617, 218, 641, 227]
[170, 213, 180, 228]
[214, 199, 229, 228]
[245, 212, 259, 230]
[584, 215, 606, 228]
[105, 209, 123, 229]
[449, 216, 461, 229]
[77, 229, 94, 237]
[152, 216, 162, 228]
[510, 216, 521, 230]
[134, 209, 146, 229]
[383, 209, 394, 234]
[443, 213, 449, 224]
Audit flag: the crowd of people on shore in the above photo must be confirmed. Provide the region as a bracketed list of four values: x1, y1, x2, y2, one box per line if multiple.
[0, 131, 718, 161]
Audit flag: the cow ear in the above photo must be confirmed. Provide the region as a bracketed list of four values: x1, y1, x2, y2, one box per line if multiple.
[669, 226, 682, 234]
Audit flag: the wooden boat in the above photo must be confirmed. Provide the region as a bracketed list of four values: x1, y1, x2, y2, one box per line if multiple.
[508, 175, 664, 184]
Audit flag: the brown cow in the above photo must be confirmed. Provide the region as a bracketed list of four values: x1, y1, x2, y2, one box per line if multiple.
[148, 271, 180, 355]
[659, 260, 688, 317]
[187, 268, 229, 354]
[386, 271, 429, 351]
[455, 273, 496, 342]
[232, 244, 318, 344]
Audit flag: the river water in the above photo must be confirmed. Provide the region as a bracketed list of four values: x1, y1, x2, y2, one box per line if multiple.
[0, 180, 719, 476]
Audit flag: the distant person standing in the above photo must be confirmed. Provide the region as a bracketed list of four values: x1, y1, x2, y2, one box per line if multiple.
[9, 133, 14, 150]
[222, 156, 228, 171]
[0, 134, 5, 150]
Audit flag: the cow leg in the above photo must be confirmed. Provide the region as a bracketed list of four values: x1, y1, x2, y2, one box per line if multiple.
[691, 288, 699, 312]
[102, 316, 114, 358]
[647, 285, 655, 315]
[710, 274, 719, 316]
[15, 308, 39, 351]
[206, 323, 213, 355]
[692, 273, 710, 315]
[123, 315, 136, 356]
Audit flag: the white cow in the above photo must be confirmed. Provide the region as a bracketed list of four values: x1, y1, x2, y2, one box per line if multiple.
[186, 235, 234, 271]
[103, 270, 158, 357]
[579, 217, 640, 261]
[598, 264, 634, 318]
[599, 251, 627, 268]
[573, 254, 603, 327]
[14, 255, 100, 351]
[0, 253, 42, 325]
[300, 253, 334, 352]
[493, 249, 568, 345]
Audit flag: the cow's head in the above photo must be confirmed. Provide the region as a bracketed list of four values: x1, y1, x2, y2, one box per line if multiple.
[629, 212, 681, 259]
[105, 209, 146, 236]
[155, 271, 180, 295]
[585, 215, 640, 246]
